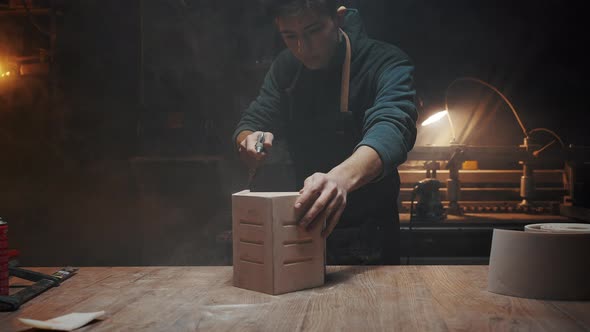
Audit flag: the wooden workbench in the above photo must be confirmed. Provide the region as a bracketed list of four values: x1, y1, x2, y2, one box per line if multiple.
[1, 266, 588, 331]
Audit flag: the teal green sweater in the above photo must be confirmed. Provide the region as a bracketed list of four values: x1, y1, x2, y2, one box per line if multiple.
[234, 9, 417, 180]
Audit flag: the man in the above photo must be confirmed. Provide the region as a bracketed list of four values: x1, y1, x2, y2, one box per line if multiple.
[233, 0, 417, 264]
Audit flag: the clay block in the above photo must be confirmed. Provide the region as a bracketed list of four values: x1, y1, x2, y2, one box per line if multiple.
[232, 190, 325, 295]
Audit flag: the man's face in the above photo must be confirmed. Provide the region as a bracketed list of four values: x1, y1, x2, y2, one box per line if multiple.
[276, 9, 340, 70]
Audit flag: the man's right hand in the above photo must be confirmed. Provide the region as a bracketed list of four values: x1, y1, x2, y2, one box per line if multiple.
[237, 131, 274, 169]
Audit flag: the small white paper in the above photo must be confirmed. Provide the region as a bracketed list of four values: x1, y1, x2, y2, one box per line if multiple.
[18, 311, 105, 331]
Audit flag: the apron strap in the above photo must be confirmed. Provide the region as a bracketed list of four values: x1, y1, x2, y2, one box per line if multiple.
[340, 29, 352, 114]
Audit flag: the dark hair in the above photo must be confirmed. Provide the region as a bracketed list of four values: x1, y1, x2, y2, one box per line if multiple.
[261, 0, 339, 18]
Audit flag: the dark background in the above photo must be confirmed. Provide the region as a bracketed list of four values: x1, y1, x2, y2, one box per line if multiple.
[0, 0, 587, 266]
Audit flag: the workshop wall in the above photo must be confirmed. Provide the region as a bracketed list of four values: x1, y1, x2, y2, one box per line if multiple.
[0, 0, 586, 266]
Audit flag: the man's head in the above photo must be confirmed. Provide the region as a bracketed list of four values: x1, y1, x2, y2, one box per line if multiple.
[262, 0, 347, 70]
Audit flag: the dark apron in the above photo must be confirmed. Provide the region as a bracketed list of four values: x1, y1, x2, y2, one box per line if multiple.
[282, 65, 400, 265]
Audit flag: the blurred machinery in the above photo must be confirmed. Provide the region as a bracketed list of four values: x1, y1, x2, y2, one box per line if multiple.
[410, 77, 590, 221]
[403, 75, 588, 264]
[410, 161, 445, 222]
[399, 142, 589, 264]
[403, 144, 589, 216]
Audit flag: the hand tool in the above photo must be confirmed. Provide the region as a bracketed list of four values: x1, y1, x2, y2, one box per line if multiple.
[248, 132, 265, 188]
[255, 132, 265, 153]
[0, 266, 78, 311]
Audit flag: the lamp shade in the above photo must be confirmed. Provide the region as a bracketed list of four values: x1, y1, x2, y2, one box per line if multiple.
[422, 110, 449, 126]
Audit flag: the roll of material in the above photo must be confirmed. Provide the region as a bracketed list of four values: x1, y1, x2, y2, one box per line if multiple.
[488, 224, 590, 301]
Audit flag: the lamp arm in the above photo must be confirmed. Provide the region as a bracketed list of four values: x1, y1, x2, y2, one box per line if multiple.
[528, 127, 565, 148]
[444, 77, 528, 138]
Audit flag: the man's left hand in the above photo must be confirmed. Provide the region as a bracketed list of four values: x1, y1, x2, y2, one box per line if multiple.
[295, 172, 349, 238]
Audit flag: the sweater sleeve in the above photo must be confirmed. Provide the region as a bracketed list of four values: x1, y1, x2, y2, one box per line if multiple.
[232, 61, 283, 147]
[355, 58, 418, 180]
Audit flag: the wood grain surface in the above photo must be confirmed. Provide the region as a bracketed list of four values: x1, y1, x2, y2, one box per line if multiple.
[0, 266, 588, 331]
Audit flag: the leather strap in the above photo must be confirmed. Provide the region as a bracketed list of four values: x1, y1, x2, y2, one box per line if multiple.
[339, 29, 351, 113]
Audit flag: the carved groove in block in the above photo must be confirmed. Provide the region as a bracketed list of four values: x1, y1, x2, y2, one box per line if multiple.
[282, 220, 298, 226]
[284, 257, 314, 265]
[240, 242, 264, 264]
[239, 219, 263, 226]
[240, 258, 264, 265]
[283, 238, 313, 246]
[239, 224, 264, 242]
[240, 239, 264, 245]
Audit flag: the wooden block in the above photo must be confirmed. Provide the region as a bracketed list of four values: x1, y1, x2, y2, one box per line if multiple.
[232, 190, 325, 295]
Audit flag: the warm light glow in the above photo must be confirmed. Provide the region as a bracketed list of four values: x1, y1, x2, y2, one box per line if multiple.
[422, 110, 449, 126]
[0, 62, 8, 79]
[0, 62, 11, 78]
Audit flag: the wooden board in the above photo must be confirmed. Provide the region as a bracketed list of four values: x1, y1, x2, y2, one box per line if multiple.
[0, 266, 589, 331]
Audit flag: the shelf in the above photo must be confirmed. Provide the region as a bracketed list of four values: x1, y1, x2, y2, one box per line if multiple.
[129, 155, 225, 163]
[0, 8, 57, 16]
